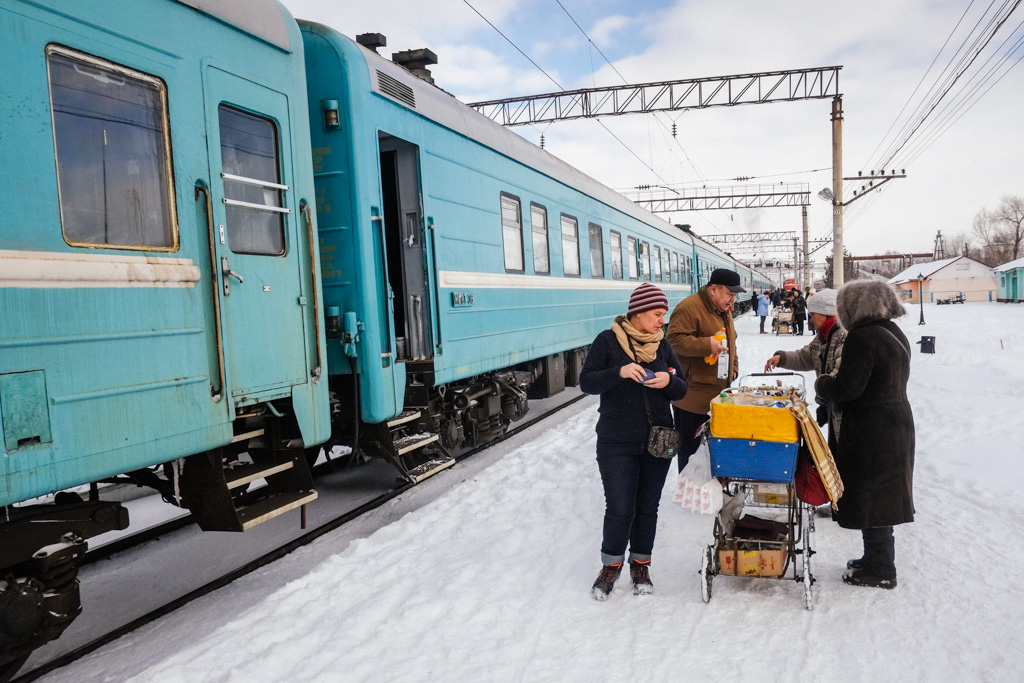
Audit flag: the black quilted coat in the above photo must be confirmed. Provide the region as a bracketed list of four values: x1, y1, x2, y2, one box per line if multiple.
[814, 280, 916, 530]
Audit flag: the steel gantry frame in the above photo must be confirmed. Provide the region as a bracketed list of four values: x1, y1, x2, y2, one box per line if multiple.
[627, 183, 810, 213]
[467, 66, 841, 126]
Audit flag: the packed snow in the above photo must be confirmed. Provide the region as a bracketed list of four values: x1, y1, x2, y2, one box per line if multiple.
[42, 301, 1024, 683]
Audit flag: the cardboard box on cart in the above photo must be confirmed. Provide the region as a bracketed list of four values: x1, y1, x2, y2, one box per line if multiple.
[718, 548, 787, 577]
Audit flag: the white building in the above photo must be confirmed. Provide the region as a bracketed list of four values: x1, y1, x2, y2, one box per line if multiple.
[889, 255, 997, 303]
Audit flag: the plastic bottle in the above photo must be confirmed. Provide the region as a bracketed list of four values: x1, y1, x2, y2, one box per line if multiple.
[717, 346, 729, 380]
[718, 391, 733, 405]
[705, 328, 727, 365]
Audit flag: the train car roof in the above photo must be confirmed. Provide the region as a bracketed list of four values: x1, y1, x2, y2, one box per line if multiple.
[175, 0, 292, 51]
[305, 22, 690, 245]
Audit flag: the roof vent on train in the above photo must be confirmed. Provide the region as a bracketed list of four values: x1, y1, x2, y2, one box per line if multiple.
[392, 48, 438, 85]
[357, 33, 387, 53]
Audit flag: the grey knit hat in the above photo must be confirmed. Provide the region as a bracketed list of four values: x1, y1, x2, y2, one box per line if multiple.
[806, 288, 838, 316]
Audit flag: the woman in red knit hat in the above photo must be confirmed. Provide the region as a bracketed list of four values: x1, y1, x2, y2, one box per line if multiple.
[579, 283, 688, 600]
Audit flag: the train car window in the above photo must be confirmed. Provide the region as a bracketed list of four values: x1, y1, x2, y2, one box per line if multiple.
[610, 231, 623, 280]
[530, 203, 549, 275]
[640, 241, 651, 281]
[662, 249, 671, 283]
[671, 252, 678, 283]
[685, 255, 692, 284]
[653, 246, 662, 281]
[219, 105, 287, 255]
[561, 214, 580, 277]
[627, 237, 638, 280]
[588, 223, 604, 278]
[500, 193, 524, 273]
[47, 47, 177, 250]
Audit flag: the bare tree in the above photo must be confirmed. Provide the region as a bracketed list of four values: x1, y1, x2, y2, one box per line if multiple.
[993, 195, 1024, 262]
[943, 230, 975, 259]
[971, 208, 1006, 266]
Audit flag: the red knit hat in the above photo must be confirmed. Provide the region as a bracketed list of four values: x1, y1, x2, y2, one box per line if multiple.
[627, 283, 669, 317]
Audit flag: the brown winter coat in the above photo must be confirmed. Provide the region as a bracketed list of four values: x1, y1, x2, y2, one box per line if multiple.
[814, 280, 915, 530]
[666, 287, 738, 414]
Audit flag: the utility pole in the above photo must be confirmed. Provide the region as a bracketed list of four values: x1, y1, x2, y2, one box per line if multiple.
[802, 206, 810, 290]
[831, 96, 844, 287]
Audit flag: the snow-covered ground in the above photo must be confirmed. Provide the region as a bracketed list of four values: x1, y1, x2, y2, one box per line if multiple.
[42, 301, 1024, 683]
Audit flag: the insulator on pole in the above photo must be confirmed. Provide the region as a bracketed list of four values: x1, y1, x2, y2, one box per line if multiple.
[540, 133, 545, 149]
[671, 122, 677, 138]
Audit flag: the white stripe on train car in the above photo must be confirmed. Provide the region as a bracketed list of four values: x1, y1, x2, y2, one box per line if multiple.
[438, 270, 693, 292]
[0, 250, 201, 288]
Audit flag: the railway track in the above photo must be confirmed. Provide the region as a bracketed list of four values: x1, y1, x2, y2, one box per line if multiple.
[13, 391, 589, 683]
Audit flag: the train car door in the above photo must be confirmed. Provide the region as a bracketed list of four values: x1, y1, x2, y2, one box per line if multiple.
[203, 67, 308, 403]
[379, 133, 432, 361]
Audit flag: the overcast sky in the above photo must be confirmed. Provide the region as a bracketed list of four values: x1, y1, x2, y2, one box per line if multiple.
[280, 0, 1024, 262]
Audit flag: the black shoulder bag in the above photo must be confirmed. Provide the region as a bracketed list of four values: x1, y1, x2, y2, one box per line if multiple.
[627, 337, 680, 459]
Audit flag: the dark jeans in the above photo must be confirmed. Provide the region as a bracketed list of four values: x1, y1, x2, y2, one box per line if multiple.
[674, 407, 710, 472]
[794, 315, 805, 335]
[596, 440, 673, 565]
[861, 526, 896, 579]
[759, 315, 767, 332]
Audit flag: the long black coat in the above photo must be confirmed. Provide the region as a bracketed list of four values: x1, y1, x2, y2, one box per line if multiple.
[815, 318, 915, 529]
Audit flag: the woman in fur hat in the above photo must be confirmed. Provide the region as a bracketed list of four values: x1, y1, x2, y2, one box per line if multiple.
[814, 280, 916, 589]
[579, 283, 688, 600]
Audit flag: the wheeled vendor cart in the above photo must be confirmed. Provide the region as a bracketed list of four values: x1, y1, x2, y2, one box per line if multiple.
[698, 373, 818, 610]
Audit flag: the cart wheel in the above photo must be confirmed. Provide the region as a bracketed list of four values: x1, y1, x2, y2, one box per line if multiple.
[701, 544, 715, 603]
[802, 523, 814, 611]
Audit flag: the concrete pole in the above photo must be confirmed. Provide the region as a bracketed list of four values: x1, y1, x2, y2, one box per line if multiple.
[793, 237, 799, 288]
[802, 205, 810, 289]
[831, 96, 844, 287]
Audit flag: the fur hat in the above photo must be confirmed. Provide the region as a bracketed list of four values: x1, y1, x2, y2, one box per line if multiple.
[627, 283, 669, 317]
[837, 279, 907, 329]
[806, 288, 838, 317]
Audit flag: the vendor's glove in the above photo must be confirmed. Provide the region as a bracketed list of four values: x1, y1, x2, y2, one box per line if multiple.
[815, 405, 828, 426]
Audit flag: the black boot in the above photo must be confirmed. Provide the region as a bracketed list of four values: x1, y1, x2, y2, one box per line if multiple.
[843, 568, 897, 589]
[592, 562, 623, 601]
[630, 560, 653, 595]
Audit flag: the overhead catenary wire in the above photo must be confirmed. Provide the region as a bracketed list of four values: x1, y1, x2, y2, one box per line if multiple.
[461, 0, 681, 193]
[842, 0, 1024, 243]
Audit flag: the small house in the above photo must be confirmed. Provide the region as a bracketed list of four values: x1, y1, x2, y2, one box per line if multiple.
[889, 256, 997, 303]
[993, 257, 1024, 303]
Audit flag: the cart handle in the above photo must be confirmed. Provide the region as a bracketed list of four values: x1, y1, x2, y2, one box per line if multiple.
[738, 372, 806, 390]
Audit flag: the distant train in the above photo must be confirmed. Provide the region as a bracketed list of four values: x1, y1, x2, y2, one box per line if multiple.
[0, 0, 772, 675]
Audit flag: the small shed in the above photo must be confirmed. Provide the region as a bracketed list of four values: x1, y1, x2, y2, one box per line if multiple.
[993, 257, 1024, 303]
[889, 255, 997, 303]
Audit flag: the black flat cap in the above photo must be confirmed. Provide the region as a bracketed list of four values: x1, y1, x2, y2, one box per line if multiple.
[708, 268, 746, 293]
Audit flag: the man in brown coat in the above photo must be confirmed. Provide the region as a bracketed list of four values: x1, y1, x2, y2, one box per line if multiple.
[666, 268, 745, 470]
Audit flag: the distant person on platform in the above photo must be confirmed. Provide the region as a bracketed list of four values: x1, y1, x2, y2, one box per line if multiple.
[757, 290, 771, 334]
[763, 288, 846, 426]
[666, 268, 745, 471]
[792, 289, 808, 335]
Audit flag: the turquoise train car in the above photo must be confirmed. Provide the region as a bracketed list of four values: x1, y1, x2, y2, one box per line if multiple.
[299, 23, 772, 462]
[0, 1, 329, 673]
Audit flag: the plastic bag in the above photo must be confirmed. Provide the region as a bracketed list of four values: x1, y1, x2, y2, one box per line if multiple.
[673, 442, 723, 515]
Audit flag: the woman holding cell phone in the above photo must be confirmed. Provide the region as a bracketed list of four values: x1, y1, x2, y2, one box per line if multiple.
[579, 283, 688, 600]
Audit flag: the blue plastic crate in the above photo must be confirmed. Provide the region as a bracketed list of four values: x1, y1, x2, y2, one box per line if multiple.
[708, 437, 798, 483]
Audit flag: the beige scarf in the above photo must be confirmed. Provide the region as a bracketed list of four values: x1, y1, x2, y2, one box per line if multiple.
[612, 315, 663, 363]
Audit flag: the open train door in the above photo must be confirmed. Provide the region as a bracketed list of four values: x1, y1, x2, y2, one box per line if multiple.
[379, 133, 433, 362]
[202, 67, 310, 405]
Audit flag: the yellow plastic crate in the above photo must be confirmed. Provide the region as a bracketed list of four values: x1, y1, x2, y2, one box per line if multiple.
[709, 396, 799, 443]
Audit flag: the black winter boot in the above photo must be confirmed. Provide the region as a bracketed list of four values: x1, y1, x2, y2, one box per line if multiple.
[630, 560, 653, 595]
[592, 563, 623, 601]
